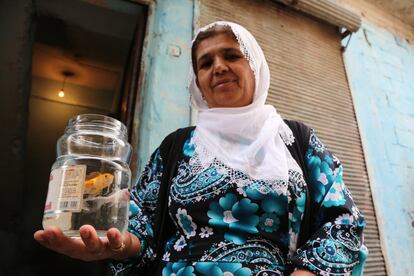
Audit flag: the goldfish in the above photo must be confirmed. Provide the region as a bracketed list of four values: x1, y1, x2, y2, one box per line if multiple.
[84, 172, 114, 196]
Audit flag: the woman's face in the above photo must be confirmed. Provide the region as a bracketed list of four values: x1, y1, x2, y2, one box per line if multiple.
[195, 33, 255, 108]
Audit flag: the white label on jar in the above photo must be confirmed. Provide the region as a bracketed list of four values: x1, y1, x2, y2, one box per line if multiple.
[44, 165, 86, 214]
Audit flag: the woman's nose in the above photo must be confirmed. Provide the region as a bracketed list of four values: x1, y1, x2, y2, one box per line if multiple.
[213, 58, 228, 75]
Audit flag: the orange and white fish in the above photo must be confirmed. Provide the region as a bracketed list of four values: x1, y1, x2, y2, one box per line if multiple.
[84, 172, 114, 196]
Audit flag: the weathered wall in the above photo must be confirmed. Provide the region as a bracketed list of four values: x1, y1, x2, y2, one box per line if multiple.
[343, 21, 414, 276]
[337, 0, 414, 42]
[336, 1, 414, 274]
[134, 0, 193, 173]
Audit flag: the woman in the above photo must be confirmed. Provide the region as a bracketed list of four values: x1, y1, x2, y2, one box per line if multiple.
[34, 21, 366, 275]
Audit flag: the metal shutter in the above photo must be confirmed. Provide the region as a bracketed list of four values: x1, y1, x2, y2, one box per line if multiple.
[198, 0, 387, 274]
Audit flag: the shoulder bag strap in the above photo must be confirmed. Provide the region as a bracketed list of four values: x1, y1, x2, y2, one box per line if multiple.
[153, 126, 195, 270]
[283, 119, 312, 248]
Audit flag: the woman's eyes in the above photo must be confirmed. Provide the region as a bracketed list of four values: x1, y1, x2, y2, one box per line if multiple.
[199, 54, 242, 70]
[199, 60, 212, 69]
[226, 54, 242, 60]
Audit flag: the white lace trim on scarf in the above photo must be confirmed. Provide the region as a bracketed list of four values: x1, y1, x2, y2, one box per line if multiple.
[189, 124, 300, 197]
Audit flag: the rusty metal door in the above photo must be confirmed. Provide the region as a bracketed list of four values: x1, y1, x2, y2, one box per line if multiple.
[198, 0, 386, 274]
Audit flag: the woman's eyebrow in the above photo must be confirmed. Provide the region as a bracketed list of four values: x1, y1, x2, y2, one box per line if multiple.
[197, 47, 241, 63]
[197, 53, 210, 64]
[222, 47, 241, 53]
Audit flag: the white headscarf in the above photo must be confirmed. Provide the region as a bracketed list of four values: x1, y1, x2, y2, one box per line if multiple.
[189, 21, 294, 182]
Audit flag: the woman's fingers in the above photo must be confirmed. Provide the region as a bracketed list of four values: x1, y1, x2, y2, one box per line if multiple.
[49, 227, 79, 255]
[106, 228, 140, 260]
[34, 229, 48, 243]
[34, 226, 102, 260]
[107, 227, 123, 250]
[33, 226, 61, 249]
[34, 226, 81, 256]
[80, 225, 104, 255]
[34, 226, 140, 261]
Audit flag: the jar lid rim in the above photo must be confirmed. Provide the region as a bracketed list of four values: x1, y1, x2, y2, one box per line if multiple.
[66, 114, 128, 138]
[68, 114, 126, 128]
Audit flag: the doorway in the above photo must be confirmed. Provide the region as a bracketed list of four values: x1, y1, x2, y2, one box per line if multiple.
[18, 0, 147, 274]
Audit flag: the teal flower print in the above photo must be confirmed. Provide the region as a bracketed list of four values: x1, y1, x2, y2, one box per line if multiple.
[176, 208, 197, 238]
[322, 182, 346, 207]
[324, 154, 333, 165]
[315, 239, 339, 260]
[162, 262, 195, 276]
[352, 206, 366, 228]
[290, 193, 306, 233]
[306, 149, 335, 203]
[208, 193, 259, 245]
[333, 165, 344, 185]
[261, 192, 287, 215]
[173, 235, 187, 252]
[129, 200, 139, 216]
[195, 262, 252, 276]
[245, 189, 287, 215]
[334, 213, 354, 225]
[259, 213, 280, 233]
[183, 131, 195, 157]
[244, 189, 287, 234]
[325, 243, 336, 255]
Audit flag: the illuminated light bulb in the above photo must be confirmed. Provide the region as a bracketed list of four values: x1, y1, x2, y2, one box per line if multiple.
[58, 70, 74, 98]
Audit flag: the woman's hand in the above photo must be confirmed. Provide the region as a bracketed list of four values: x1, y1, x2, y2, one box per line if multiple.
[33, 225, 140, 261]
[291, 269, 316, 276]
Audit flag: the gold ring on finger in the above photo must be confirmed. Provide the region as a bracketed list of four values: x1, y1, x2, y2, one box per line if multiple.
[110, 242, 125, 252]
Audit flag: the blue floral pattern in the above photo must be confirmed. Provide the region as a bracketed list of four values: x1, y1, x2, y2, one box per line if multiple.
[162, 262, 252, 276]
[174, 235, 187, 252]
[207, 193, 259, 245]
[176, 208, 197, 238]
[259, 212, 280, 233]
[110, 128, 366, 276]
[289, 192, 306, 234]
[289, 129, 367, 275]
[183, 131, 196, 157]
[195, 262, 252, 275]
[162, 262, 195, 276]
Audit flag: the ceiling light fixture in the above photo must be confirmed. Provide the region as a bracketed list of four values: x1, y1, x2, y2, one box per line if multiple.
[58, 70, 75, 98]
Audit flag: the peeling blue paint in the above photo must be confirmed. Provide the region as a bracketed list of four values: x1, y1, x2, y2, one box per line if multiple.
[136, 0, 193, 172]
[343, 21, 414, 275]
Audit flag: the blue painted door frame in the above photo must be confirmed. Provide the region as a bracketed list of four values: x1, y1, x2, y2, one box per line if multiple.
[132, 0, 194, 174]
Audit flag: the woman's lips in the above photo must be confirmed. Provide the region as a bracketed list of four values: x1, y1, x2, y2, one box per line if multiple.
[213, 79, 236, 88]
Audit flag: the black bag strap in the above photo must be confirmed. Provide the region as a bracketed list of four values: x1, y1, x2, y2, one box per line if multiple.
[283, 119, 313, 248]
[151, 126, 195, 271]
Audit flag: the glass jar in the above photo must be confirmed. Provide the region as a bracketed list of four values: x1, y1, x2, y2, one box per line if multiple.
[42, 114, 132, 238]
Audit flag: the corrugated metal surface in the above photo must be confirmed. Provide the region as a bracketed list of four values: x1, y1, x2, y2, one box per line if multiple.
[199, 0, 386, 274]
[275, 0, 361, 32]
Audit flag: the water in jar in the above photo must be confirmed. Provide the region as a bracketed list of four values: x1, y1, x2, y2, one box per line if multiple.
[43, 156, 131, 238]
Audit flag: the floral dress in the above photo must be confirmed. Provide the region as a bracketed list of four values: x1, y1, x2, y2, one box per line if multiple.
[110, 129, 366, 276]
